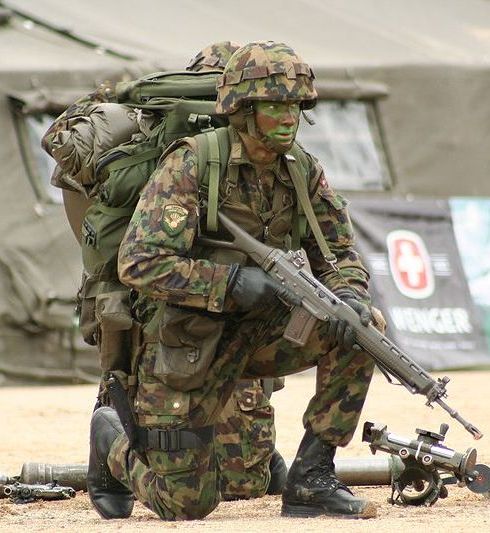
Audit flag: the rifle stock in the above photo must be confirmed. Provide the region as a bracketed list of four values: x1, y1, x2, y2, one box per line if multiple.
[215, 211, 483, 440]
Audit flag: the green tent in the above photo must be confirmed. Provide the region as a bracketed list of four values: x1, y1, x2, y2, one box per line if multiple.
[1, 0, 490, 380]
[0, 5, 150, 382]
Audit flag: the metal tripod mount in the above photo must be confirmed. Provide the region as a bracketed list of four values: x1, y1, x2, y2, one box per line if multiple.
[362, 421, 490, 506]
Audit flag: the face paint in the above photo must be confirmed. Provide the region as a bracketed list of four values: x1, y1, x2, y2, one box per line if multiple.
[254, 101, 301, 153]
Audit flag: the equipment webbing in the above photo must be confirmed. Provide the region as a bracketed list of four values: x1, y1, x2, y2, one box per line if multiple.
[206, 131, 220, 232]
[284, 153, 337, 266]
[105, 147, 162, 173]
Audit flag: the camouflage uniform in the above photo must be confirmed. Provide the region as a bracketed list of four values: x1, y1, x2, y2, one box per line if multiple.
[42, 42, 282, 501]
[187, 41, 282, 500]
[106, 47, 378, 517]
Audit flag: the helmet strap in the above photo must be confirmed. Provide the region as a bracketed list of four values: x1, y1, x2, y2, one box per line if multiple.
[243, 102, 278, 152]
[302, 109, 316, 126]
[244, 103, 258, 138]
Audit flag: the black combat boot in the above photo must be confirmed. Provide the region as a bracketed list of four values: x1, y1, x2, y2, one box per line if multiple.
[266, 448, 288, 495]
[87, 407, 134, 519]
[282, 429, 376, 519]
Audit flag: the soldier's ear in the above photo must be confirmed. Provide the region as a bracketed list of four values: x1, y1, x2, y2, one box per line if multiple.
[228, 109, 247, 131]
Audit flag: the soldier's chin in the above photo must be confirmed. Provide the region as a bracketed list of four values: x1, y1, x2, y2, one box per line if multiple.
[271, 139, 295, 154]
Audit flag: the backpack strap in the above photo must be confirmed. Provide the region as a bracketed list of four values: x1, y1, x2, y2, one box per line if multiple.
[104, 147, 162, 174]
[284, 145, 338, 267]
[195, 128, 230, 232]
[206, 131, 220, 232]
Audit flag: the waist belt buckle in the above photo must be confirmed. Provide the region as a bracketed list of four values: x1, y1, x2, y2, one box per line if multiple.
[161, 429, 181, 452]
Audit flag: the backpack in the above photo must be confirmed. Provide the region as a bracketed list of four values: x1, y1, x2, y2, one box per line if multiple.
[75, 71, 234, 371]
[56, 70, 317, 374]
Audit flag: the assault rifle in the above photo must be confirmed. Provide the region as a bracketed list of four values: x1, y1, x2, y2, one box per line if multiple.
[206, 212, 483, 440]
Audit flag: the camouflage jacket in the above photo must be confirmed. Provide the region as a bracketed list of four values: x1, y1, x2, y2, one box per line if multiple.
[118, 126, 371, 314]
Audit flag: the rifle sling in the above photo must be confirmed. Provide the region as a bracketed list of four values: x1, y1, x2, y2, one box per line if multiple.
[284, 153, 337, 266]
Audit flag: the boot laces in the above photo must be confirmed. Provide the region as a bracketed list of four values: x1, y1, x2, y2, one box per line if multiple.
[306, 452, 352, 494]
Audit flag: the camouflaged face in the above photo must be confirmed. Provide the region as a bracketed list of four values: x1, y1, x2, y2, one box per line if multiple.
[216, 41, 317, 114]
[186, 41, 241, 72]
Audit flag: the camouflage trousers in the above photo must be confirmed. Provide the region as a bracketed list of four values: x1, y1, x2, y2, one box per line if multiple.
[215, 378, 275, 500]
[107, 302, 375, 520]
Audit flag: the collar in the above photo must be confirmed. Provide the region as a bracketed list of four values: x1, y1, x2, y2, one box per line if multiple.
[227, 126, 293, 187]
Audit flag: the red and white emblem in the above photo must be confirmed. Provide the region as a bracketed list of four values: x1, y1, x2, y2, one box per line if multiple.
[387, 230, 434, 299]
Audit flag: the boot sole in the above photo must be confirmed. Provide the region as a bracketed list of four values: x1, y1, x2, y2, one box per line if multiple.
[281, 501, 377, 519]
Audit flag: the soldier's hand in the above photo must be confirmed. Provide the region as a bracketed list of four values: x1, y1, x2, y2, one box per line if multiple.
[227, 266, 302, 312]
[329, 290, 373, 352]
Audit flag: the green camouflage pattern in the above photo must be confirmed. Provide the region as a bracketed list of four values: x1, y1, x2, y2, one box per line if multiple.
[117, 141, 232, 312]
[215, 41, 317, 115]
[214, 379, 274, 500]
[186, 41, 241, 72]
[118, 127, 370, 308]
[107, 300, 382, 519]
[108, 125, 379, 520]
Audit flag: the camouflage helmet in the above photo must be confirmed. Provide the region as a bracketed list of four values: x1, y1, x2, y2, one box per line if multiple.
[215, 41, 317, 114]
[186, 41, 241, 72]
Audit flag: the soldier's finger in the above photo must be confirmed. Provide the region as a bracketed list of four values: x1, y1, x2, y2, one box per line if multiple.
[359, 307, 372, 327]
[336, 320, 347, 350]
[275, 285, 302, 307]
[343, 325, 357, 352]
[327, 317, 339, 340]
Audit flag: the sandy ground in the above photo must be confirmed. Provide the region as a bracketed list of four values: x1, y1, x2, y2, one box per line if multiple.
[1, 369, 489, 532]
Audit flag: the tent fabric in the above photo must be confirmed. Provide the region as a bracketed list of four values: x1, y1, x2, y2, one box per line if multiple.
[0, 7, 150, 382]
[4, 0, 490, 197]
[1, 1, 490, 380]
[6, 0, 490, 68]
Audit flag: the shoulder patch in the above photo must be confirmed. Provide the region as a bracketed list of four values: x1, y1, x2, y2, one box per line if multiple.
[162, 205, 189, 236]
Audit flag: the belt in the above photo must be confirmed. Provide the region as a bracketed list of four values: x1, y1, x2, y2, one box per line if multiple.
[137, 425, 215, 452]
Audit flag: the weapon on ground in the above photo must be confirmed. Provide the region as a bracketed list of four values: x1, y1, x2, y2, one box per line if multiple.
[331, 455, 406, 486]
[0, 463, 88, 492]
[362, 421, 490, 505]
[206, 212, 483, 440]
[1, 482, 76, 503]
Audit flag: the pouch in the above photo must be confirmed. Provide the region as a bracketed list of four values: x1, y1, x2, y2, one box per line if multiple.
[77, 273, 99, 345]
[155, 305, 225, 391]
[95, 290, 133, 372]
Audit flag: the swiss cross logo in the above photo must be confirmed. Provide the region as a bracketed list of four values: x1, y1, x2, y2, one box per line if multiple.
[387, 230, 434, 299]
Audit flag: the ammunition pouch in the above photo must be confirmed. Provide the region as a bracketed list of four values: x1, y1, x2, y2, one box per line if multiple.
[155, 305, 225, 392]
[77, 271, 142, 375]
[77, 273, 99, 346]
[95, 290, 133, 372]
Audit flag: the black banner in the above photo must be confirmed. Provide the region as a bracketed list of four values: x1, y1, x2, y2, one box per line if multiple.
[349, 198, 489, 370]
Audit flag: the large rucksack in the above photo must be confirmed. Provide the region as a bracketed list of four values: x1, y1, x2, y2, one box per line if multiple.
[46, 69, 315, 374]
[72, 71, 236, 372]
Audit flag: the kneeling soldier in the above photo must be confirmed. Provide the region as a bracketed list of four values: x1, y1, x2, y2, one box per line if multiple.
[87, 40, 384, 521]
